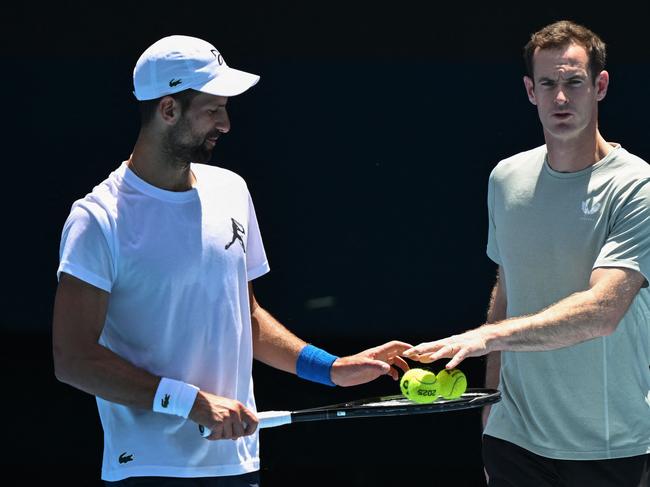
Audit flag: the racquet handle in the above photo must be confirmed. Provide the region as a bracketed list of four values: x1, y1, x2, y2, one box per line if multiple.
[199, 410, 291, 438]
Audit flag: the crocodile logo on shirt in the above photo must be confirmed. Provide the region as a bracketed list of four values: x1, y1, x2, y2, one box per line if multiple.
[119, 452, 134, 464]
[161, 394, 170, 408]
[581, 199, 601, 216]
[225, 218, 246, 253]
[169, 78, 182, 87]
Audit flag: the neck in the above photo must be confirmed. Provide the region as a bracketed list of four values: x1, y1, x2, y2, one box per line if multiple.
[129, 131, 196, 191]
[545, 127, 612, 173]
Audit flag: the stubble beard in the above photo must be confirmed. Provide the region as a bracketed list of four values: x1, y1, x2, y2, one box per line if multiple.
[162, 116, 213, 168]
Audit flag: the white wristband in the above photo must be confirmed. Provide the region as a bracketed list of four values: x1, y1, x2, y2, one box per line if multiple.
[153, 377, 200, 418]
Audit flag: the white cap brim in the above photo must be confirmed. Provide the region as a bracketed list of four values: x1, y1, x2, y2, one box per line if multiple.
[196, 66, 260, 97]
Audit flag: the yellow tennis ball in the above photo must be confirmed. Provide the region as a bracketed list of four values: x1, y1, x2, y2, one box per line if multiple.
[400, 368, 439, 403]
[436, 369, 467, 399]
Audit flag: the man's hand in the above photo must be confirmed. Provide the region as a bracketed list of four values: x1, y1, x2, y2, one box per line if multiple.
[331, 340, 412, 387]
[189, 391, 258, 440]
[403, 328, 491, 369]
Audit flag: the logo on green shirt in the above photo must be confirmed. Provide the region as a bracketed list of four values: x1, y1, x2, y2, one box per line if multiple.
[582, 199, 601, 215]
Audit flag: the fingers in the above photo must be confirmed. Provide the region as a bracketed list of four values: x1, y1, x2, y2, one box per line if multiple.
[332, 357, 393, 387]
[337, 335, 471, 386]
[363, 341, 413, 380]
[222, 420, 235, 440]
[206, 416, 236, 440]
[240, 408, 259, 436]
[402, 341, 444, 359]
[361, 360, 391, 384]
[391, 356, 410, 374]
[424, 344, 455, 363]
[379, 340, 414, 355]
[199, 396, 258, 441]
[207, 423, 223, 440]
[402, 341, 468, 368]
[363, 340, 413, 361]
[444, 347, 469, 369]
[375, 360, 391, 375]
[410, 353, 437, 363]
[207, 416, 252, 440]
[387, 367, 398, 380]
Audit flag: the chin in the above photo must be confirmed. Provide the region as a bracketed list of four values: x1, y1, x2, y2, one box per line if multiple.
[544, 123, 581, 140]
[192, 149, 213, 164]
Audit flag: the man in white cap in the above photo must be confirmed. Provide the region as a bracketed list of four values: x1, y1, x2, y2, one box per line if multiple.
[52, 35, 411, 485]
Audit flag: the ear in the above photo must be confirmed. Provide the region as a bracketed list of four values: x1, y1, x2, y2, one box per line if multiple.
[158, 96, 181, 125]
[595, 70, 609, 102]
[523, 76, 536, 105]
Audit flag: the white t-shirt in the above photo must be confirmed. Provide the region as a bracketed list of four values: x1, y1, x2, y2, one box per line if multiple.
[57, 162, 270, 481]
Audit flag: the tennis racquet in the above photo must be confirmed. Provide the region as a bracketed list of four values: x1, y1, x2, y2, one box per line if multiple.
[199, 388, 500, 437]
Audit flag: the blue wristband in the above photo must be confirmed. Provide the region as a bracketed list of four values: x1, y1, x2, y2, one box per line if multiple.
[296, 344, 339, 386]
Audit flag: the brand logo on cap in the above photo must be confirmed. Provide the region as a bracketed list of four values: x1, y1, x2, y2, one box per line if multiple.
[169, 78, 182, 87]
[211, 49, 224, 65]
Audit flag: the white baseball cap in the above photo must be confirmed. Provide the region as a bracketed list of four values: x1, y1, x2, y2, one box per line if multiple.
[133, 35, 260, 101]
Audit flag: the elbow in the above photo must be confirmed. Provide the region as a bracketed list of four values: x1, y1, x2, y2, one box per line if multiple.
[52, 349, 71, 384]
[601, 320, 619, 337]
[599, 311, 623, 337]
[52, 344, 79, 385]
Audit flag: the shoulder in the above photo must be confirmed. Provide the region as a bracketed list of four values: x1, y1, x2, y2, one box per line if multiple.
[192, 163, 249, 192]
[490, 145, 546, 183]
[609, 147, 650, 177]
[602, 147, 650, 197]
[67, 166, 124, 231]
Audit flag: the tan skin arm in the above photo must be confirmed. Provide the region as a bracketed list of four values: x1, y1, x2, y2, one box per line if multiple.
[52, 272, 257, 441]
[248, 282, 412, 386]
[52, 273, 159, 407]
[482, 267, 506, 429]
[404, 267, 646, 367]
[53, 273, 411, 442]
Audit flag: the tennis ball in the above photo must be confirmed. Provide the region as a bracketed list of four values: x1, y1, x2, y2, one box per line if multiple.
[436, 369, 467, 399]
[400, 368, 439, 403]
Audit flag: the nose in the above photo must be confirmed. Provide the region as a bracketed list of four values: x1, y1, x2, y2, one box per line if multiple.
[554, 88, 568, 106]
[216, 108, 231, 134]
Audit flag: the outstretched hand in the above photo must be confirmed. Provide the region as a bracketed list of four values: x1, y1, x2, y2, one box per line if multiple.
[331, 340, 412, 387]
[402, 328, 491, 369]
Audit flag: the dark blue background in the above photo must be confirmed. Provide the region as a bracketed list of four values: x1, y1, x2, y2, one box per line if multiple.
[3, 1, 650, 484]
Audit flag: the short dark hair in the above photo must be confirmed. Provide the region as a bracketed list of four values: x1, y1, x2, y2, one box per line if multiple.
[523, 20, 606, 84]
[138, 89, 201, 126]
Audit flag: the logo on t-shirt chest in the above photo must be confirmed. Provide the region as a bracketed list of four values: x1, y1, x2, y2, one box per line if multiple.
[580, 198, 602, 221]
[224, 218, 246, 253]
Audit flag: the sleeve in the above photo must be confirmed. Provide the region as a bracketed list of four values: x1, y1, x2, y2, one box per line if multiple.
[245, 192, 270, 281]
[58, 204, 116, 292]
[593, 181, 650, 283]
[486, 168, 502, 265]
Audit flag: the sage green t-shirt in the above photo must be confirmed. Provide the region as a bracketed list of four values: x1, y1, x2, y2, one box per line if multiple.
[484, 144, 650, 460]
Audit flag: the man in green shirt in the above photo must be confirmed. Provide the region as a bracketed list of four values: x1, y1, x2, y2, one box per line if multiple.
[404, 20, 650, 486]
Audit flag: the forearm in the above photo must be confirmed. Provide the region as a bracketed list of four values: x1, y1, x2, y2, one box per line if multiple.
[405, 268, 644, 371]
[485, 287, 621, 352]
[484, 271, 506, 389]
[482, 274, 505, 428]
[54, 344, 159, 410]
[251, 305, 307, 374]
[482, 350, 500, 430]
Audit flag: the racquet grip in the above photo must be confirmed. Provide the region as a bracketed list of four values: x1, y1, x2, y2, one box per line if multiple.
[200, 410, 292, 438]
